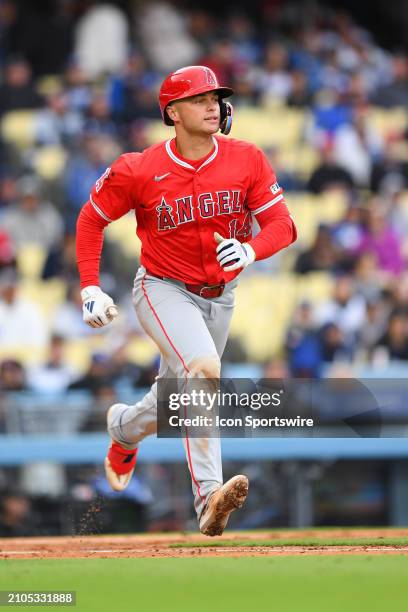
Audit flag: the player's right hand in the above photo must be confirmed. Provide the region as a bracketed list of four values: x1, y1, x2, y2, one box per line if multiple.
[81, 285, 119, 328]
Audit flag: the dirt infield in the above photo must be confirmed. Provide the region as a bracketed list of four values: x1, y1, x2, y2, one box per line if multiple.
[2, 529, 408, 559]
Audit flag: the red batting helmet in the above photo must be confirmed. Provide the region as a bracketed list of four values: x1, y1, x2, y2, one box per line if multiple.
[159, 65, 234, 128]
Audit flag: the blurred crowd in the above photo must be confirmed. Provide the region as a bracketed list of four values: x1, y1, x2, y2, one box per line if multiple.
[0, 0, 407, 537]
[0, 0, 407, 399]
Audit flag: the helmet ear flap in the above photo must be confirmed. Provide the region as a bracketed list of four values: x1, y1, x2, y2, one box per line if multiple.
[219, 100, 233, 135]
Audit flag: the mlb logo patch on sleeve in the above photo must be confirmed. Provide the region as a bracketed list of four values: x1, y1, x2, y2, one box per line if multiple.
[95, 167, 111, 193]
[270, 182, 280, 195]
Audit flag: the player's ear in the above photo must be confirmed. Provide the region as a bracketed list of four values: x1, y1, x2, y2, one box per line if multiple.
[166, 102, 179, 123]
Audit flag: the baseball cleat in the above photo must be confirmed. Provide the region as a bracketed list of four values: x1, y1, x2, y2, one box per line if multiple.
[199, 474, 249, 537]
[105, 404, 138, 491]
[104, 442, 138, 492]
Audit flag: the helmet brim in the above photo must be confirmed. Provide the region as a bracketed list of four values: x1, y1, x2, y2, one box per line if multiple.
[163, 86, 234, 126]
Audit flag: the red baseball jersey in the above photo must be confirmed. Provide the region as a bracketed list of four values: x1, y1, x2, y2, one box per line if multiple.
[88, 135, 294, 285]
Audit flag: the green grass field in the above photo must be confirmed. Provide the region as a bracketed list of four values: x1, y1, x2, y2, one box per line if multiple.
[170, 536, 408, 547]
[2, 556, 408, 612]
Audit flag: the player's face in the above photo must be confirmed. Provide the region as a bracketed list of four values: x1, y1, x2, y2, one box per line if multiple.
[169, 92, 221, 135]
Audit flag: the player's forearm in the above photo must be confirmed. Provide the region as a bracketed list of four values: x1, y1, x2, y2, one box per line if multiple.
[248, 204, 297, 261]
[76, 201, 109, 288]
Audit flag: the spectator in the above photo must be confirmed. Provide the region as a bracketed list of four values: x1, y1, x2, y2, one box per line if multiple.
[74, 3, 129, 79]
[0, 173, 18, 211]
[0, 1, 405, 387]
[290, 28, 323, 94]
[27, 334, 78, 394]
[0, 0, 19, 65]
[262, 359, 290, 379]
[0, 267, 47, 350]
[138, 2, 201, 72]
[264, 147, 304, 192]
[109, 345, 157, 390]
[84, 89, 118, 137]
[375, 311, 408, 360]
[0, 229, 15, 269]
[63, 131, 120, 225]
[63, 60, 91, 112]
[0, 493, 35, 537]
[287, 69, 313, 108]
[389, 275, 408, 313]
[307, 140, 354, 194]
[35, 89, 83, 147]
[295, 224, 339, 275]
[124, 120, 152, 153]
[257, 42, 292, 106]
[42, 233, 78, 284]
[333, 104, 383, 187]
[221, 335, 248, 364]
[2, 175, 64, 250]
[357, 299, 389, 357]
[316, 274, 366, 342]
[1, 1, 74, 76]
[319, 50, 349, 95]
[226, 12, 260, 65]
[352, 251, 384, 302]
[308, 89, 352, 142]
[69, 352, 113, 395]
[187, 9, 216, 52]
[370, 137, 408, 195]
[0, 358, 27, 391]
[52, 284, 97, 339]
[286, 301, 322, 377]
[200, 40, 240, 88]
[319, 322, 353, 363]
[109, 52, 159, 124]
[371, 53, 408, 108]
[355, 205, 404, 277]
[0, 56, 43, 116]
[331, 203, 364, 254]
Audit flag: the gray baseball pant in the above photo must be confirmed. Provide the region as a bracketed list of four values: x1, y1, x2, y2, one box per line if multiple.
[108, 266, 236, 518]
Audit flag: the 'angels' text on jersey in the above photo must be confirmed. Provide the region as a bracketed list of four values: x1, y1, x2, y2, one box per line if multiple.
[156, 190, 242, 231]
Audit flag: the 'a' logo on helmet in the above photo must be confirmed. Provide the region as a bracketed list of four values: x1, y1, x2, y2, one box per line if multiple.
[204, 68, 216, 86]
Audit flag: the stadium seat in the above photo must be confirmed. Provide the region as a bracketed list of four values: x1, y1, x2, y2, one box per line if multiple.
[146, 107, 306, 149]
[369, 107, 408, 137]
[36, 75, 64, 97]
[125, 336, 159, 365]
[105, 212, 141, 257]
[1, 110, 37, 149]
[230, 271, 334, 361]
[16, 244, 47, 280]
[295, 271, 334, 303]
[231, 274, 297, 360]
[280, 144, 319, 178]
[20, 279, 66, 318]
[0, 344, 47, 366]
[33, 145, 67, 180]
[286, 192, 347, 248]
[63, 338, 94, 373]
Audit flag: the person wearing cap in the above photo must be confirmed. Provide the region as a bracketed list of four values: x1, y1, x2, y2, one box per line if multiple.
[76, 65, 297, 535]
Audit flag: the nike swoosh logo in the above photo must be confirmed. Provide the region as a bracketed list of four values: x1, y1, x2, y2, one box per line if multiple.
[154, 172, 171, 182]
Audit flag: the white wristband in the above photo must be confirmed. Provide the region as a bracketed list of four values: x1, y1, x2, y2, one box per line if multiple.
[81, 285, 103, 301]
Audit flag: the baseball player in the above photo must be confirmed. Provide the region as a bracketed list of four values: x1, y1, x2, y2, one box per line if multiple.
[76, 65, 297, 536]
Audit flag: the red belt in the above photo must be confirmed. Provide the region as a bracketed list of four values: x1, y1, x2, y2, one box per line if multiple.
[146, 271, 225, 299]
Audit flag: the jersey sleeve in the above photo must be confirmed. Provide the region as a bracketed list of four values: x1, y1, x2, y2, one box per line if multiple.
[89, 153, 140, 222]
[246, 146, 284, 215]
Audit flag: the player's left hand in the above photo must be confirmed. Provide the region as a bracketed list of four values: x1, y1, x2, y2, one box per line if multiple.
[214, 232, 256, 272]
